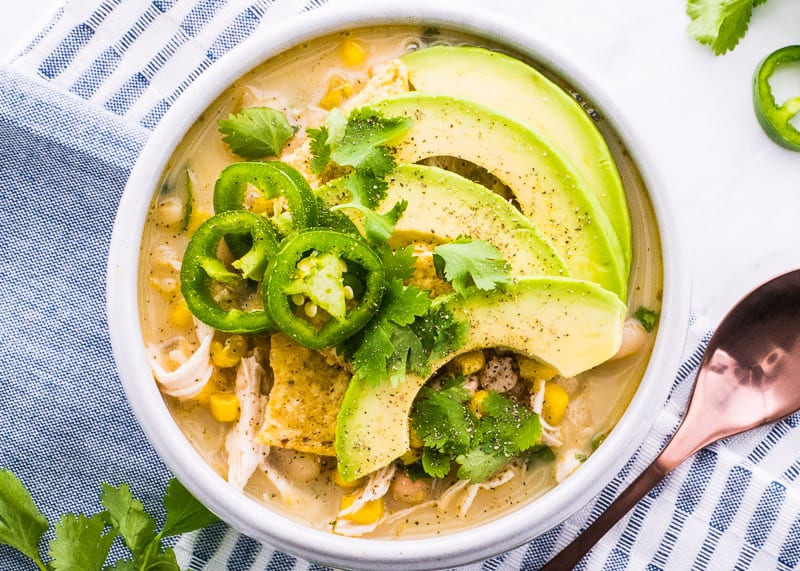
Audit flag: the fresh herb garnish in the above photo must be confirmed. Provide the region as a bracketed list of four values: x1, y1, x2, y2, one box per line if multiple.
[411, 385, 543, 483]
[634, 306, 659, 333]
[433, 237, 512, 297]
[218, 107, 296, 159]
[686, 0, 768, 55]
[333, 197, 408, 245]
[308, 107, 413, 207]
[0, 470, 218, 571]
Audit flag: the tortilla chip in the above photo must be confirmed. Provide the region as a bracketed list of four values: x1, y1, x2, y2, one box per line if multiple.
[256, 333, 350, 456]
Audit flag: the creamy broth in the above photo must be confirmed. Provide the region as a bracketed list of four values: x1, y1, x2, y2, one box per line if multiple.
[138, 26, 662, 538]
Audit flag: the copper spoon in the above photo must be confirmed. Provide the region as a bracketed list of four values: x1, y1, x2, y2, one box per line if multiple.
[541, 269, 800, 570]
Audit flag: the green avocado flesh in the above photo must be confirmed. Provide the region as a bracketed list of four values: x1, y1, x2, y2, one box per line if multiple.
[320, 163, 568, 277]
[371, 93, 628, 301]
[334, 277, 627, 481]
[401, 46, 631, 267]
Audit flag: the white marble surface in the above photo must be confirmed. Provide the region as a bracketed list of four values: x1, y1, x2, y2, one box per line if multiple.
[3, 1, 799, 325]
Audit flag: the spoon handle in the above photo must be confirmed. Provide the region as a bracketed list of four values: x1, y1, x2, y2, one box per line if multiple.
[539, 458, 672, 570]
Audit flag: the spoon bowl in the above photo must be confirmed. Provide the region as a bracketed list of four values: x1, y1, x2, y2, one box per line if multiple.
[543, 268, 800, 569]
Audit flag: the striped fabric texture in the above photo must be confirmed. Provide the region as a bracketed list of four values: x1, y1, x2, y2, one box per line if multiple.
[2, 1, 800, 569]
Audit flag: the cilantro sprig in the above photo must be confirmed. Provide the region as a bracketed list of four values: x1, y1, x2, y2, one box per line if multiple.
[308, 107, 413, 207]
[432, 238, 512, 297]
[218, 107, 297, 159]
[686, 0, 769, 55]
[411, 381, 543, 483]
[0, 470, 218, 571]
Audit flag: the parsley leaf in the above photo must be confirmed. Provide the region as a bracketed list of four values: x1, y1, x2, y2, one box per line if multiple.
[686, 0, 765, 55]
[433, 238, 512, 297]
[0, 469, 49, 566]
[634, 306, 659, 332]
[218, 107, 296, 159]
[48, 513, 115, 571]
[161, 478, 219, 537]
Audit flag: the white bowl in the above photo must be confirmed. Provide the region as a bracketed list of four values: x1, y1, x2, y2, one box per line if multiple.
[106, 2, 691, 569]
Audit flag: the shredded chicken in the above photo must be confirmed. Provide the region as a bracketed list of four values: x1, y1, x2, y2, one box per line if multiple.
[333, 464, 397, 536]
[454, 465, 517, 517]
[477, 356, 517, 393]
[339, 59, 409, 113]
[147, 319, 214, 399]
[225, 357, 270, 490]
[531, 378, 563, 447]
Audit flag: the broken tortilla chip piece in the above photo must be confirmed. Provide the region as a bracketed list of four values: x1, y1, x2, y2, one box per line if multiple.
[256, 333, 350, 456]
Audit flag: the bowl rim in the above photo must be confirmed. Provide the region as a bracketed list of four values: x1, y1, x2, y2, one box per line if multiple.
[106, 2, 691, 569]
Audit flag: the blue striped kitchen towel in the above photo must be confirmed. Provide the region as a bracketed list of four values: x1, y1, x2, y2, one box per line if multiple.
[2, 1, 800, 569]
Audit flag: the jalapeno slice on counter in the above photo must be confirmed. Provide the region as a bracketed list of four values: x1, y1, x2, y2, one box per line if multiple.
[213, 161, 318, 254]
[265, 229, 385, 349]
[753, 45, 800, 151]
[181, 210, 279, 333]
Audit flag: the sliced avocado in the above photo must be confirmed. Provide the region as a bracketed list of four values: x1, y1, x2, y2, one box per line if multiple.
[335, 276, 626, 481]
[319, 163, 568, 277]
[402, 46, 631, 266]
[370, 93, 628, 301]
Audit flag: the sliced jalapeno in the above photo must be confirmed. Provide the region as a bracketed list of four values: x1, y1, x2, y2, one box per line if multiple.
[753, 45, 800, 151]
[265, 229, 385, 349]
[181, 210, 280, 333]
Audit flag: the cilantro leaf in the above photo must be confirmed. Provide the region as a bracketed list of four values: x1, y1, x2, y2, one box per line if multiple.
[456, 449, 511, 484]
[100, 483, 158, 559]
[634, 306, 659, 333]
[433, 238, 512, 297]
[386, 325, 427, 386]
[411, 389, 542, 483]
[411, 387, 475, 455]
[412, 305, 468, 362]
[329, 107, 412, 169]
[686, 0, 762, 55]
[381, 279, 432, 327]
[307, 126, 332, 174]
[380, 245, 417, 282]
[48, 513, 115, 571]
[333, 198, 407, 245]
[218, 107, 296, 159]
[0, 469, 49, 565]
[160, 479, 219, 538]
[350, 319, 394, 385]
[421, 448, 452, 479]
[343, 170, 388, 210]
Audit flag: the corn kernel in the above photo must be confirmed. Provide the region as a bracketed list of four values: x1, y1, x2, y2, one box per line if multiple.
[149, 275, 179, 295]
[469, 389, 491, 417]
[542, 382, 569, 425]
[169, 302, 194, 330]
[409, 427, 424, 449]
[251, 196, 274, 215]
[400, 448, 422, 465]
[518, 356, 559, 382]
[340, 494, 384, 524]
[211, 338, 246, 369]
[186, 209, 212, 235]
[319, 75, 354, 110]
[334, 468, 364, 489]
[454, 350, 485, 376]
[209, 392, 240, 422]
[340, 39, 367, 67]
[193, 370, 227, 408]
